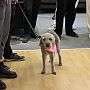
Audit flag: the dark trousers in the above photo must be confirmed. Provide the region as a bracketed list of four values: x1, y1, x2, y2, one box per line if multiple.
[23, 0, 41, 35]
[56, 0, 77, 35]
[3, 34, 12, 58]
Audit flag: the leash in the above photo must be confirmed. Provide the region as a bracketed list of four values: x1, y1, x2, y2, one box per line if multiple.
[17, 2, 40, 38]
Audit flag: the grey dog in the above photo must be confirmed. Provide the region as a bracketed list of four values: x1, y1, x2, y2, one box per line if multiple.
[39, 30, 62, 75]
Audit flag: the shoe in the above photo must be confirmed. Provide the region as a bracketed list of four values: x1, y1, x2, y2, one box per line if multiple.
[0, 80, 6, 89]
[0, 62, 17, 78]
[21, 37, 30, 43]
[49, 24, 56, 30]
[20, 34, 37, 43]
[20, 34, 30, 43]
[66, 31, 79, 37]
[4, 53, 25, 61]
[0, 62, 10, 70]
[25, 33, 37, 39]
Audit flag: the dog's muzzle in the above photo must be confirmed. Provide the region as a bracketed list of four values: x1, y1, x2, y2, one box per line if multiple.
[46, 43, 50, 48]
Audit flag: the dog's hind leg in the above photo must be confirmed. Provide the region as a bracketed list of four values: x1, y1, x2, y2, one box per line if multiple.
[56, 42, 62, 66]
[50, 53, 56, 75]
[41, 52, 46, 74]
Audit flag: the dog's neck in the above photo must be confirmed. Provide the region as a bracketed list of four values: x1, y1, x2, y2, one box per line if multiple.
[44, 44, 57, 53]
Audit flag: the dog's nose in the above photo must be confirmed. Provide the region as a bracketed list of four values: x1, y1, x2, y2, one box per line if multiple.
[46, 43, 50, 47]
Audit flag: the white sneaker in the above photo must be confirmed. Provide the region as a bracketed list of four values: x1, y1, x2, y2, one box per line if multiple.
[49, 24, 56, 30]
[49, 20, 56, 30]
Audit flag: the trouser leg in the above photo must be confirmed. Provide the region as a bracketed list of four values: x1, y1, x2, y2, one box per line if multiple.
[0, 1, 11, 59]
[0, 6, 6, 58]
[56, 0, 65, 35]
[3, 34, 12, 58]
[65, 0, 77, 33]
[23, 0, 41, 35]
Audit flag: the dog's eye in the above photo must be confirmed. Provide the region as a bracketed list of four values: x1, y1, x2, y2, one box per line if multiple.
[43, 38, 46, 41]
[49, 38, 52, 41]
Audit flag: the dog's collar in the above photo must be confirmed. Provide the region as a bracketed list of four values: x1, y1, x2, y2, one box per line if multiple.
[44, 44, 57, 53]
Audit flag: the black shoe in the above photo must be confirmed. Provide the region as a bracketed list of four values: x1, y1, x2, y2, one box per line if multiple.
[66, 31, 79, 37]
[4, 53, 25, 61]
[21, 37, 30, 43]
[20, 34, 37, 43]
[0, 62, 17, 78]
[0, 80, 6, 89]
[20, 34, 30, 43]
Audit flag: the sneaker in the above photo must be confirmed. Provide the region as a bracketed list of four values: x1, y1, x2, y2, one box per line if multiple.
[0, 80, 6, 89]
[49, 20, 56, 30]
[49, 24, 56, 30]
[0, 63, 17, 78]
[4, 53, 25, 61]
[66, 31, 79, 37]
[20, 34, 37, 43]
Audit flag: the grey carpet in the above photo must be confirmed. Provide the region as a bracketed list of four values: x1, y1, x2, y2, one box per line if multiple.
[11, 13, 90, 50]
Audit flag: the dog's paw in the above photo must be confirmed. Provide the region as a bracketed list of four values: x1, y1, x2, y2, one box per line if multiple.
[52, 71, 56, 75]
[41, 71, 45, 75]
[59, 63, 62, 66]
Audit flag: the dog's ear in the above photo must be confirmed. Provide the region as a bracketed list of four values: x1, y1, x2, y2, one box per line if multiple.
[39, 36, 43, 47]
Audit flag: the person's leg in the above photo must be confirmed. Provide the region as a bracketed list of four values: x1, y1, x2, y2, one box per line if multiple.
[23, 0, 33, 34]
[0, 1, 17, 79]
[65, 0, 77, 30]
[2, 1, 25, 60]
[31, 0, 41, 29]
[65, 0, 79, 37]
[0, 5, 6, 61]
[0, 80, 6, 89]
[55, 0, 65, 36]
[4, 35, 12, 58]
[3, 34, 25, 60]
[23, 0, 41, 38]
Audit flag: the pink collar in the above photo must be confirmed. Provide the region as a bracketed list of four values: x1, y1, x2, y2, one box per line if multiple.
[45, 44, 57, 53]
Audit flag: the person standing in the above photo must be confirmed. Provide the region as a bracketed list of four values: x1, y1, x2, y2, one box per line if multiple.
[56, 0, 79, 37]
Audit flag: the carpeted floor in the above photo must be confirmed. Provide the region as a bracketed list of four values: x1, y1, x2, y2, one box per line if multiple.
[11, 13, 90, 50]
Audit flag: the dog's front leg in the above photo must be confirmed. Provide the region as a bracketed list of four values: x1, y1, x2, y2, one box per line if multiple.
[50, 53, 56, 75]
[41, 51, 47, 74]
